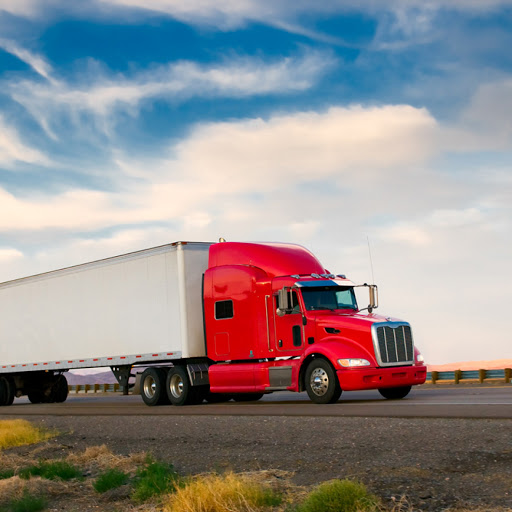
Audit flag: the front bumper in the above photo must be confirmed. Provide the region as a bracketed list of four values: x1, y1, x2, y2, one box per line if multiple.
[337, 364, 427, 391]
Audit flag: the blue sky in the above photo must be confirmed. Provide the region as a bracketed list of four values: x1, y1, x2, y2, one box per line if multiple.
[1, 1, 511, 364]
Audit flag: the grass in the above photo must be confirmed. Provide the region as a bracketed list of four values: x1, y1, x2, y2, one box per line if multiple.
[93, 468, 129, 493]
[163, 472, 282, 512]
[2, 491, 47, 512]
[132, 458, 181, 502]
[18, 461, 83, 481]
[0, 420, 56, 450]
[297, 479, 380, 512]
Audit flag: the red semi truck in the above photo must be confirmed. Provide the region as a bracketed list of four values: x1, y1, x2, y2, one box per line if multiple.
[0, 240, 426, 407]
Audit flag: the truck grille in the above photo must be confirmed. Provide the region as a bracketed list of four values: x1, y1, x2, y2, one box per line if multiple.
[372, 322, 414, 367]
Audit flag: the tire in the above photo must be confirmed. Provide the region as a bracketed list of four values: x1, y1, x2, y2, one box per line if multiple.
[53, 375, 69, 403]
[231, 393, 264, 402]
[0, 376, 15, 406]
[378, 386, 411, 400]
[141, 368, 169, 406]
[204, 392, 232, 403]
[305, 359, 342, 404]
[166, 366, 197, 406]
[28, 391, 44, 404]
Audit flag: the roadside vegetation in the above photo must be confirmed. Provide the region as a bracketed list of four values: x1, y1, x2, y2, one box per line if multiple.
[0, 420, 56, 450]
[0, 419, 503, 512]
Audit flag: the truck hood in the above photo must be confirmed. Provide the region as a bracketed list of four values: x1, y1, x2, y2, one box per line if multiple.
[312, 310, 404, 329]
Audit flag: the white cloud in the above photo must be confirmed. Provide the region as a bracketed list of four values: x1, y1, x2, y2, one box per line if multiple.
[0, 248, 23, 263]
[8, 50, 334, 137]
[0, 115, 50, 167]
[0, 38, 54, 80]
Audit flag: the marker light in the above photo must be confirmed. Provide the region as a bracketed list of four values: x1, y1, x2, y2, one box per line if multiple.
[338, 358, 371, 367]
[416, 353, 425, 363]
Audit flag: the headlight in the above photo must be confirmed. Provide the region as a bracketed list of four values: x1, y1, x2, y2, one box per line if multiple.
[338, 358, 371, 367]
[416, 353, 424, 363]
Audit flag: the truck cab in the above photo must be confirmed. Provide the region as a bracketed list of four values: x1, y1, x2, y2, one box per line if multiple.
[204, 241, 426, 403]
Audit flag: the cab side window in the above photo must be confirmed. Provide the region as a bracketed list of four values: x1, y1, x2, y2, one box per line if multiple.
[275, 291, 301, 314]
[215, 300, 234, 319]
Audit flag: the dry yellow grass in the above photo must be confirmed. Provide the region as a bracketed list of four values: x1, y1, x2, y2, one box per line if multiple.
[163, 472, 281, 512]
[0, 419, 57, 450]
[66, 443, 146, 473]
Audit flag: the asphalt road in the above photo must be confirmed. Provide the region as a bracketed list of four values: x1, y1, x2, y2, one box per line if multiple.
[1, 385, 511, 418]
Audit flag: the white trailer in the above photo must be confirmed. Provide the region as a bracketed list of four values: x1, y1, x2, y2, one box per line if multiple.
[0, 242, 211, 406]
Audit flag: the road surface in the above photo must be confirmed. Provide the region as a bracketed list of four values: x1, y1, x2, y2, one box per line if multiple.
[1, 385, 511, 418]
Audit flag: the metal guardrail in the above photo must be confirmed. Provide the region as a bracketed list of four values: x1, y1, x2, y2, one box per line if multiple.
[426, 368, 511, 384]
[68, 383, 121, 393]
[67, 368, 512, 394]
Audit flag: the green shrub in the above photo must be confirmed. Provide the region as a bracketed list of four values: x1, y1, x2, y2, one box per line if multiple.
[93, 468, 129, 493]
[5, 491, 47, 512]
[0, 469, 15, 479]
[132, 459, 180, 502]
[298, 479, 379, 512]
[19, 461, 83, 481]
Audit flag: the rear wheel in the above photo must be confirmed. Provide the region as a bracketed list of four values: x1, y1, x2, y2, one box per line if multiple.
[305, 359, 342, 404]
[0, 376, 15, 406]
[378, 386, 411, 399]
[141, 368, 169, 406]
[28, 391, 44, 404]
[166, 366, 198, 406]
[53, 375, 69, 403]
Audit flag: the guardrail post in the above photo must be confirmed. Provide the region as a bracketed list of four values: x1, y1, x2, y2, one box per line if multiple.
[103, 383, 108, 393]
[454, 370, 461, 384]
[431, 371, 438, 384]
[114, 383, 120, 393]
[93, 384, 99, 393]
[84, 384, 90, 394]
[479, 369, 486, 384]
[75, 385, 81, 394]
[505, 368, 511, 384]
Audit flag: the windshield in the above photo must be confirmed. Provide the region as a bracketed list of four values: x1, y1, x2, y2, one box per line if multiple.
[301, 286, 358, 311]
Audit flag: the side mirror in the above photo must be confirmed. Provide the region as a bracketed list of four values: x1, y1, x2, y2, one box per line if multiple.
[368, 285, 378, 313]
[276, 288, 291, 316]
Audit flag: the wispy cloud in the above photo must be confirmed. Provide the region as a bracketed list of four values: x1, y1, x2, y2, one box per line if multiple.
[7, 50, 335, 137]
[0, 38, 54, 80]
[0, 115, 50, 167]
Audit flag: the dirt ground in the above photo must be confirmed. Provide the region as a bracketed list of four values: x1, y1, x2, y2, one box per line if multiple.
[3, 414, 511, 511]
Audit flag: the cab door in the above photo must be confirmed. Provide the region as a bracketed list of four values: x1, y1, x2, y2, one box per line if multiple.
[273, 290, 304, 353]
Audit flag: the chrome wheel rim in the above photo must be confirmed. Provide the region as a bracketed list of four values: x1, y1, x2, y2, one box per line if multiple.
[143, 376, 156, 399]
[170, 374, 184, 398]
[310, 368, 329, 396]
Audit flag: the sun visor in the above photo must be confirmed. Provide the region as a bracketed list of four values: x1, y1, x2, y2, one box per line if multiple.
[296, 280, 355, 287]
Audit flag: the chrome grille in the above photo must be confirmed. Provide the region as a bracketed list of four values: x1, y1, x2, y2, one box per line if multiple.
[372, 322, 414, 367]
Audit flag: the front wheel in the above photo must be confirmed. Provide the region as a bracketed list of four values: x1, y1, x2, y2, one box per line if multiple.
[378, 386, 411, 399]
[305, 359, 342, 404]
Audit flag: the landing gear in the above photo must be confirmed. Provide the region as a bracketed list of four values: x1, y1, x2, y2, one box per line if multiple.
[305, 359, 342, 404]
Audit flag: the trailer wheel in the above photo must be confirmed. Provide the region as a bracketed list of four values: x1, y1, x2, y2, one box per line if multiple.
[166, 366, 197, 406]
[378, 386, 411, 400]
[305, 359, 342, 404]
[0, 376, 15, 406]
[231, 393, 264, 402]
[141, 368, 168, 406]
[28, 391, 44, 404]
[53, 375, 69, 403]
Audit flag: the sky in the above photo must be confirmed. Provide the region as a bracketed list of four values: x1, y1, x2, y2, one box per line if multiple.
[0, 1, 511, 365]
